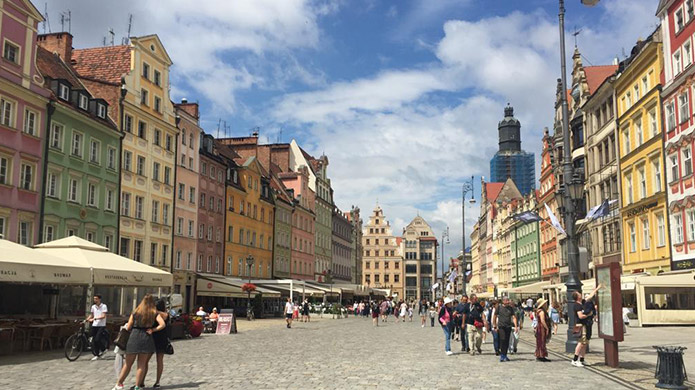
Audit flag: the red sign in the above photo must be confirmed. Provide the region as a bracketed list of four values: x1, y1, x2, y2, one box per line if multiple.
[215, 314, 234, 334]
[207, 282, 213, 289]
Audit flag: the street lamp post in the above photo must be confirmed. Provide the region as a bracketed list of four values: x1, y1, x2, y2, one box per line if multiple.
[462, 176, 476, 296]
[556, 0, 599, 352]
[441, 227, 449, 298]
[245, 254, 254, 321]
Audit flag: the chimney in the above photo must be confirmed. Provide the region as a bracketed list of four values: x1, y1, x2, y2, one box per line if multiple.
[37, 32, 74, 62]
[181, 98, 188, 104]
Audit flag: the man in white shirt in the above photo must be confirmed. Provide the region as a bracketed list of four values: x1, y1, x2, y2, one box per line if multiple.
[196, 307, 207, 317]
[88, 294, 108, 360]
[285, 298, 294, 329]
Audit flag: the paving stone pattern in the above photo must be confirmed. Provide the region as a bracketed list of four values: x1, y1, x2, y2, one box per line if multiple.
[0, 316, 634, 390]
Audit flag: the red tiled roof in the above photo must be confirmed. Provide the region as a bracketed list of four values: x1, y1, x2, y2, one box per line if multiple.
[485, 182, 505, 202]
[585, 65, 618, 95]
[72, 45, 131, 84]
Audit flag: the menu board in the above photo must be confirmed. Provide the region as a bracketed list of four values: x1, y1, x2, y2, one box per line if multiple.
[216, 314, 235, 334]
[596, 266, 613, 338]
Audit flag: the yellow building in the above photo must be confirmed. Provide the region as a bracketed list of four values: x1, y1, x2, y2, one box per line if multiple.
[73, 35, 178, 271]
[617, 28, 671, 275]
[223, 156, 274, 279]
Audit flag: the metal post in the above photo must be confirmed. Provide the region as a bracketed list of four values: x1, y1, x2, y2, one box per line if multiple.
[558, 0, 583, 353]
[462, 176, 474, 296]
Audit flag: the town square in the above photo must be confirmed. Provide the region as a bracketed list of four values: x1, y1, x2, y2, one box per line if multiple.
[0, 0, 694, 389]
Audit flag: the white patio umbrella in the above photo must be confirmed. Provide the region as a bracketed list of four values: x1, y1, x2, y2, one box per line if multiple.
[0, 239, 89, 284]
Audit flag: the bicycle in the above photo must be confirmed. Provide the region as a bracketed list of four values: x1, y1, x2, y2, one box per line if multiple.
[64, 320, 110, 361]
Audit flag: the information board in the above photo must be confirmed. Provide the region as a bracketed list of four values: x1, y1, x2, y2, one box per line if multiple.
[596, 267, 613, 337]
[215, 314, 234, 334]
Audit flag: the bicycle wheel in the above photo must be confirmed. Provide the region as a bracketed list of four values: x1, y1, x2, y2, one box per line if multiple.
[64, 334, 84, 361]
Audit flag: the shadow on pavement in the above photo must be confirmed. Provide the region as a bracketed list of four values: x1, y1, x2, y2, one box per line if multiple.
[160, 381, 207, 389]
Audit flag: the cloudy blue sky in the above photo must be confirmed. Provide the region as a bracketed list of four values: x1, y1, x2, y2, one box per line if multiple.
[48, 0, 658, 263]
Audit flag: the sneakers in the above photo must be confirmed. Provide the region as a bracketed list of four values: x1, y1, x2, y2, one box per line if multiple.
[91, 355, 100, 361]
[571, 360, 585, 367]
[445, 351, 454, 356]
[112, 386, 124, 390]
[477, 347, 482, 354]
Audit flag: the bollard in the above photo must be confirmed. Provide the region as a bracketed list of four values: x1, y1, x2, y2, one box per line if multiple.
[653, 346, 688, 390]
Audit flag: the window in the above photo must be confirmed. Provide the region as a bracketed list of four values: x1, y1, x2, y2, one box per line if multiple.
[626, 91, 632, 108]
[150, 243, 157, 265]
[175, 251, 182, 269]
[3, 40, 19, 63]
[136, 156, 145, 176]
[642, 75, 650, 93]
[124, 114, 133, 133]
[135, 196, 144, 219]
[677, 9, 685, 31]
[154, 70, 161, 87]
[653, 159, 662, 193]
[23, 109, 37, 136]
[140, 89, 148, 106]
[97, 105, 106, 119]
[657, 213, 666, 247]
[18, 221, 31, 245]
[0, 98, 13, 127]
[153, 162, 160, 181]
[623, 129, 630, 154]
[208, 226, 213, 241]
[89, 140, 100, 164]
[685, 41, 693, 68]
[640, 217, 650, 250]
[689, 0, 695, 21]
[634, 84, 640, 101]
[46, 171, 59, 198]
[106, 188, 115, 211]
[188, 220, 194, 237]
[142, 63, 150, 79]
[152, 200, 159, 223]
[79, 94, 88, 110]
[629, 222, 636, 252]
[638, 167, 647, 198]
[71, 132, 83, 157]
[674, 214, 684, 244]
[635, 119, 643, 146]
[671, 154, 680, 182]
[121, 192, 130, 216]
[190, 187, 196, 203]
[43, 224, 54, 242]
[689, 209, 695, 242]
[107, 147, 116, 170]
[649, 109, 657, 137]
[87, 182, 97, 206]
[138, 121, 146, 139]
[59, 84, 69, 100]
[675, 51, 682, 75]
[104, 234, 113, 251]
[123, 150, 132, 171]
[197, 255, 203, 272]
[679, 92, 689, 122]
[163, 204, 169, 224]
[20, 163, 33, 191]
[207, 256, 212, 272]
[164, 166, 171, 184]
[50, 123, 63, 150]
[165, 135, 172, 151]
[684, 147, 693, 176]
[154, 97, 161, 113]
[626, 174, 633, 204]
[153, 129, 161, 146]
[0, 156, 8, 185]
[177, 217, 183, 235]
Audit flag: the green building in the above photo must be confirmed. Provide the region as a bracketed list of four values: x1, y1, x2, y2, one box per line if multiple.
[270, 173, 294, 278]
[36, 45, 121, 250]
[511, 194, 542, 287]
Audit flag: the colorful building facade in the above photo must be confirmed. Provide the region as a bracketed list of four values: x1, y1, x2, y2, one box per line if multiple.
[196, 134, 226, 277]
[538, 128, 560, 282]
[402, 216, 437, 302]
[0, 0, 50, 244]
[279, 166, 315, 281]
[331, 206, 353, 282]
[362, 205, 404, 298]
[617, 29, 671, 275]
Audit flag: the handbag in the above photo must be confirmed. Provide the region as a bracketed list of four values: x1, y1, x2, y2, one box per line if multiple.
[114, 328, 130, 350]
[473, 319, 484, 329]
[164, 339, 174, 355]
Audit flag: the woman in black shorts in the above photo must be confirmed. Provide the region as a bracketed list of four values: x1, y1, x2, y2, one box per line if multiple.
[151, 299, 170, 388]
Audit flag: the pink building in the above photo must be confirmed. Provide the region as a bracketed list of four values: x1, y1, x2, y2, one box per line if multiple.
[279, 166, 315, 280]
[0, 0, 51, 244]
[197, 133, 226, 275]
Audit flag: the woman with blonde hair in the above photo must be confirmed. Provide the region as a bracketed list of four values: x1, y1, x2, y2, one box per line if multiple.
[113, 295, 166, 390]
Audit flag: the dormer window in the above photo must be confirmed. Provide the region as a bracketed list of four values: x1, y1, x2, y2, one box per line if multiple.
[97, 104, 107, 119]
[79, 95, 89, 110]
[3, 40, 19, 64]
[59, 84, 70, 101]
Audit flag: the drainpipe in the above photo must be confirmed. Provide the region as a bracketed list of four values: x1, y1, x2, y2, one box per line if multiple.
[172, 114, 180, 274]
[116, 78, 127, 253]
[38, 101, 55, 243]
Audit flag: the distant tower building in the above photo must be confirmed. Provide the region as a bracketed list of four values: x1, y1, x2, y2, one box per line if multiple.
[489, 105, 536, 195]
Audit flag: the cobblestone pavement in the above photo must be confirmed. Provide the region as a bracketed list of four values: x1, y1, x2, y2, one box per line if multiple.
[1, 316, 639, 390]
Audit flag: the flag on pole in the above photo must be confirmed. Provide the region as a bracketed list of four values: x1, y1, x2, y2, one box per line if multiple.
[448, 269, 458, 282]
[544, 203, 566, 236]
[431, 282, 440, 291]
[512, 211, 543, 224]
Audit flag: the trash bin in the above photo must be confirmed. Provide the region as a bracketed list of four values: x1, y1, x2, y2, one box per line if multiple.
[653, 346, 688, 390]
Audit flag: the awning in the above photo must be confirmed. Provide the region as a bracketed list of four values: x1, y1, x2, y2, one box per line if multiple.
[509, 281, 550, 294]
[0, 239, 90, 284]
[35, 236, 172, 287]
[255, 281, 324, 297]
[303, 281, 341, 296]
[476, 292, 494, 299]
[635, 270, 695, 287]
[197, 275, 259, 298]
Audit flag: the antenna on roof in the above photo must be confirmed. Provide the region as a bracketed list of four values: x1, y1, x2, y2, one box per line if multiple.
[216, 119, 221, 139]
[250, 126, 259, 137]
[60, 10, 71, 33]
[123, 14, 133, 45]
[277, 125, 283, 143]
[42, 3, 51, 34]
[572, 27, 582, 47]
[109, 28, 115, 46]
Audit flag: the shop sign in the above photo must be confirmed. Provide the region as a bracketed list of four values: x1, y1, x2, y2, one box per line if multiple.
[625, 201, 658, 218]
[216, 313, 236, 334]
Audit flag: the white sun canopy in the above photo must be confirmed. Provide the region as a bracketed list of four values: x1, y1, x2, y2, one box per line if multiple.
[35, 236, 172, 287]
[0, 239, 90, 284]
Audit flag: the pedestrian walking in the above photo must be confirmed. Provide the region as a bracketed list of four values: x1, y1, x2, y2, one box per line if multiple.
[571, 285, 602, 367]
[509, 301, 523, 354]
[535, 298, 551, 362]
[418, 299, 428, 327]
[88, 294, 108, 361]
[439, 297, 454, 355]
[428, 302, 437, 327]
[453, 299, 463, 342]
[302, 299, 311, 322]
[371, 301, 380, 327]
[463, 294, 485, 356]
[492, 296, 518, 362]
[550, 301, 560, 335]
[284, 298, 294, 329]
[399, 301, 408, 322]
[150, 299, 171, 388]
[489, 300, 500, 355]
[112, 294, 166, 390]
[481, 301, 489, 344]
[380, 299, 389, 322]
[459, 295, 470, 352]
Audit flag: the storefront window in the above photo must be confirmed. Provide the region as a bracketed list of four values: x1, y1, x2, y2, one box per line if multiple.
[645, 287, 695, 310]
[57, 285, 87, 316]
